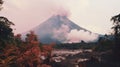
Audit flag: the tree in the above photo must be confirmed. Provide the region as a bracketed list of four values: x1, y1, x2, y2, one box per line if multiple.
[25, 31, 38, 44]
[0, 0, 15, 46]
[0, 17, 14, 48]
[111, 14, 120, 60]
[0, 0, 3, 4]
[0, 0, 3, 10]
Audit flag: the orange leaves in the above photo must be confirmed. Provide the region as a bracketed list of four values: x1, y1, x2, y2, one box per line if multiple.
[0, 45, 18, 67]
[31, 40, 39, 45]
[26, 31, 38, 44]
[42, 43, 55, 52]
[42, 45, 53, 51]
[0, 56, 17, 67]
[42, 44, 55, 58]
[0, 31, 55, 67]
[16, 44, 42, 67]
[3, 45, 20, 56]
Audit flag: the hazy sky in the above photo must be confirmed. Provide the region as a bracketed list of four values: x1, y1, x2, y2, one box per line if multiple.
[0, 0, 120, 34]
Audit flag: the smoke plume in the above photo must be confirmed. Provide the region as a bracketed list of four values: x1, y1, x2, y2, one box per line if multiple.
[52, 24, 69, 42]
[53, 7, 70, 17]
[52, 24, 99, 43]
[66, 29, 99, 43]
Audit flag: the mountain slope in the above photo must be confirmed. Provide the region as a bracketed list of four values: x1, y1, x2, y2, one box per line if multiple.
[28, 15, 96, 44]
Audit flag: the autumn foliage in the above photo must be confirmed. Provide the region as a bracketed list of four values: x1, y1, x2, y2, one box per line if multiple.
[0, 31, 54, 67]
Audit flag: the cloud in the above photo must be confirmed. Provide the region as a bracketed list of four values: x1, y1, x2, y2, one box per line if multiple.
[52, 24, 99, 43]
[67, 29, 99, 43]
[52, 24, 70, 42]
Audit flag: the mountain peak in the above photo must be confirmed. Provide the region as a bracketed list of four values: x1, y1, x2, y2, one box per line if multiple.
[54, 14, 67, 18]
[29, 15, 96, 44]
[49, 15, 68, 23]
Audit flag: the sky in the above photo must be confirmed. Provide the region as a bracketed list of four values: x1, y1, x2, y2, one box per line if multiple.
[0, 0, 120, 34]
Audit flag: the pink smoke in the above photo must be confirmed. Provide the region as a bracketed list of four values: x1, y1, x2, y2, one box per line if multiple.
[53, 6, 71, 17]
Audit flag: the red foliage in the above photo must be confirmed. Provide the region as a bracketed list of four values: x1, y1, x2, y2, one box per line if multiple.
[17, 44, 41, 67]
[25, 31, 38, 44]
[0, 31, 55, 67]
[15, 34, 21, 39]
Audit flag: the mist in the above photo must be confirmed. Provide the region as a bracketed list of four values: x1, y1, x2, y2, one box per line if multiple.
[67, 29, 99, 43]
[53, 24, 70, 42]
[52, 24, 99, 43]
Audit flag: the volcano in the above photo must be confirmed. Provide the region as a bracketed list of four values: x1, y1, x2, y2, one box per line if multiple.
[26, 15, 96, 44]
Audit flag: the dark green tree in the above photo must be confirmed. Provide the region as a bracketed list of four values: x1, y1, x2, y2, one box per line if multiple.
[111, 14, 120, 60]
[0, 0, 15, 48]
[0, 17, 14, 47]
